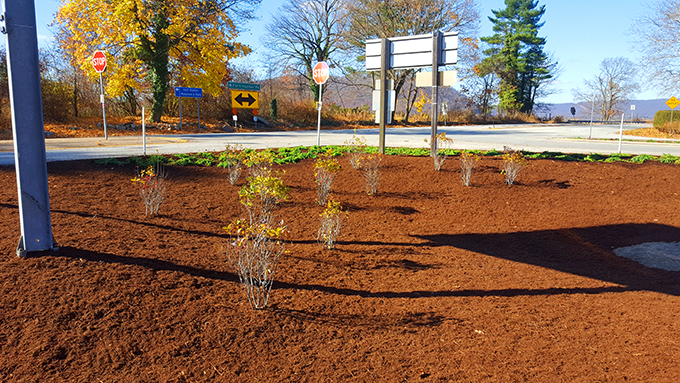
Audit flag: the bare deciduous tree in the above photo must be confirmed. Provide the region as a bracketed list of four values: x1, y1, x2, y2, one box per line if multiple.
[263, 0, 348, 101]
[631, 1, 680, 96]
[345, 0, 480, 122]
[459, 41, 501, 115]
[572, 57, 639, 121]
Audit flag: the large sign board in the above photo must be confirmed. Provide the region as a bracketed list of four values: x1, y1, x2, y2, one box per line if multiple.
[365, 32, 458, 71]
[415, 70, 457, 87]
[365, 31, 459, 155]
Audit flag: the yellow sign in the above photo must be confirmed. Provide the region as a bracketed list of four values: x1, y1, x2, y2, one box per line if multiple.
[666, 96, 680, 110]
[231, 90, 259, 109]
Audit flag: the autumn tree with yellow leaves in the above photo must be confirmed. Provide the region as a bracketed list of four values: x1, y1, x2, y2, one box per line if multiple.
[54, 0, 260, 122]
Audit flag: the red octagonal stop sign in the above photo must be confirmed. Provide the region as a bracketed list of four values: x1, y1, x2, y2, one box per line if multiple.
[92, 51, 107, 73]
[313, 61, 329, 85]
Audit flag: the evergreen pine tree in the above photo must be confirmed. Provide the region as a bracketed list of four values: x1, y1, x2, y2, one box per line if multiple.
[481, 0, 553, 114]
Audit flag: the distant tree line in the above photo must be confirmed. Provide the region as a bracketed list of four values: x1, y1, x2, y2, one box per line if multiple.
[27, 0, 680, 127]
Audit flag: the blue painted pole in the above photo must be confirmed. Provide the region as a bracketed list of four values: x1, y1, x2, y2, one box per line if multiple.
[2, 0, 56, 256]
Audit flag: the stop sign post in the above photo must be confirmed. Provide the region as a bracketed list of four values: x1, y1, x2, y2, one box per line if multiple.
[92, 51, 108, 139]
[313, 61, 330, 146]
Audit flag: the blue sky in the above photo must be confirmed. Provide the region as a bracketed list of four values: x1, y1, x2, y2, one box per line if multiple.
[30, 0, 660, 104]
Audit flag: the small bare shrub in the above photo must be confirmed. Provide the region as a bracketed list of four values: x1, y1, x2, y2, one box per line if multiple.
[218, 144, 244, 185]
[131, 162, 167, 215]
[317, 200, 347, 250]
[313, 149, 342, 205]
[431, 132, 453, 171]
[460, 150, 480, 186]
[501, 148, 529, 185]
[361, 153, 382, 195]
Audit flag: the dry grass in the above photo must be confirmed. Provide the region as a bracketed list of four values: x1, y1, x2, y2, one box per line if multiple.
[624, 127, 680, 139]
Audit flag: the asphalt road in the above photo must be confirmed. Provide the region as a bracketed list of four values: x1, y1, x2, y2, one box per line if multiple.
[1, 123, 679, 166]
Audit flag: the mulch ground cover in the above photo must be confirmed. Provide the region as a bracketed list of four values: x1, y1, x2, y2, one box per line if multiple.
[0, 154, 678, 382]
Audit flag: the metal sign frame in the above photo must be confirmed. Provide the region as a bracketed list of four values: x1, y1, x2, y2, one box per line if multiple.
[365, 31, 458, 154]
[174, 87, 203, 130]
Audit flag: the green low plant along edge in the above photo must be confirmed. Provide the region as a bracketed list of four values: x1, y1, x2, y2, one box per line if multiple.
[94, 146, 680, 168]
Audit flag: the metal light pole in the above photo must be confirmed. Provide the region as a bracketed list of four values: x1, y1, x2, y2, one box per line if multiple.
[99, 72, 108, 139]
[316, 83, 323, 146]
[618, 113, 624, 154]
[2, 0, 56, 256]
[589, 93, 595, 139]
[430, 31, 440, 156]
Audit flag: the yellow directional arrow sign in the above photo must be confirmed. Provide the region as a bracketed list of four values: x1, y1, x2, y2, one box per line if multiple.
[667, 96, 680, 110]
[231, 90, 259, 109]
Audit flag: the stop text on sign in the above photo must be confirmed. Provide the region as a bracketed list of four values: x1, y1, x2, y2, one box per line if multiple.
[92, 51, 107, 73]
[313, 62, 330, 85]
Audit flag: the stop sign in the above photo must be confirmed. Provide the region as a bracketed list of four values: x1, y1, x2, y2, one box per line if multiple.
[313, 61, 329, 85]
[92, 51, 107, 73]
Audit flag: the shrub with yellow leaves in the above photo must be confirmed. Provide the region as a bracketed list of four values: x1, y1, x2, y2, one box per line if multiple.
[224, 219, 286, 310]
[344, 133, 368, 169]
[238, 172, 289, 225]
[131, 162, 167, 215]
[317, 200, 348, 250]
[242, 150, 275, 178]
[226, 170, 290, 310]
[501, 149, 529, 185]
[460, 150, 480, 186]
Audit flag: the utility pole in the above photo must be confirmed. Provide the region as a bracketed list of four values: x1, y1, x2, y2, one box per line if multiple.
[379, 38, 388, 154]
[430, 31, 440, 156]
[2, 0, 57, 256]
[589, 93, 595, 139]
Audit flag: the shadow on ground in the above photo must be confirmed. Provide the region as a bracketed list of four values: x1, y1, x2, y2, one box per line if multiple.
[414, 223, 680, 297]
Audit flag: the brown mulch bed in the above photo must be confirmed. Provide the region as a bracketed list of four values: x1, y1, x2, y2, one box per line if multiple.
[1, 155, 679, 382]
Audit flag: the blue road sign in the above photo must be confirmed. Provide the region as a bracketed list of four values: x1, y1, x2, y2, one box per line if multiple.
[174, 87, 203, 98]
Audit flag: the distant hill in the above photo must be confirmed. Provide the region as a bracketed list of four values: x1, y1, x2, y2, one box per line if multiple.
[313, 75, 669, 121]
[542, 99, 670, 121]
[323, 76, 469, 114]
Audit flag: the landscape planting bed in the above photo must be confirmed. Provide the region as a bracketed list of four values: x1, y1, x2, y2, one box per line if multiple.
[0, 154, 679, 382]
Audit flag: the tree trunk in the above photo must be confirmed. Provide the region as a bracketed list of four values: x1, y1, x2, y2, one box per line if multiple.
[402, 75, 418, 123]
[150, 29, 170, 123]
[72, 76, 78, 118]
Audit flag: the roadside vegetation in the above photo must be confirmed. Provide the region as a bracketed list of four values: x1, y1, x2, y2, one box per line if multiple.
[94, 145, 680, 170]
[0, 0, 674, 142]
